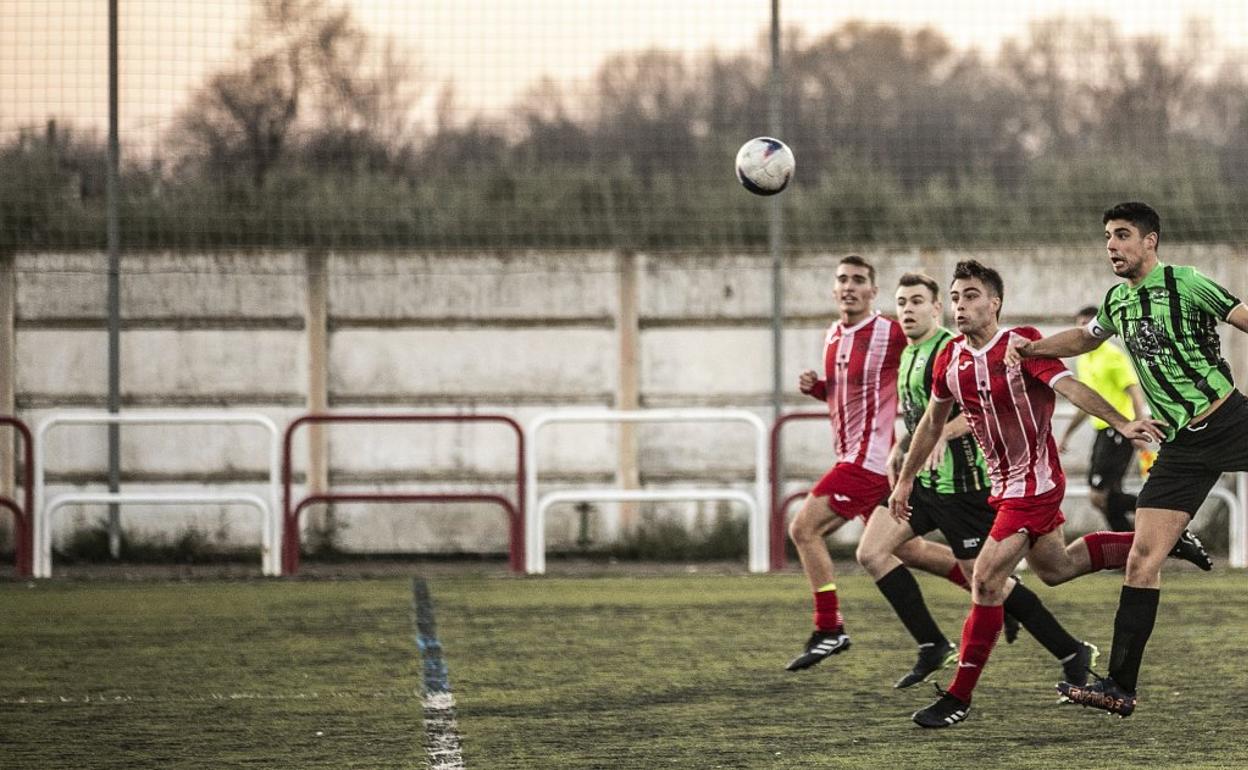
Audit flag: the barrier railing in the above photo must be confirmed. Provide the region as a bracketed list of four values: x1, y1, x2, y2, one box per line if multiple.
[526, 408, 769, 574]
[33, 411, 281, 578]
[281, 412, 525, 575]
[1238, 474, 1248, 570]
[768, 411, 826, 570]
[0, 417, 34, 577]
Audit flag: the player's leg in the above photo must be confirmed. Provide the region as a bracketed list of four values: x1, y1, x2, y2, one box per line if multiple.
[1090, 426, 1213, 563]
[1058, 394, 1248, 715]
[789, 491, 849, 592]
[1089, 428, 1136, 532]
[856, 492, 955, 688]
[912, 530, 1028, 728]
[922, 488, 1017, 641]
[1029, 517, 1209, 586]
[894, 535, 965, 585]
[1054, 505, 1189, 717]
[785, 491, 853, 671]
[997, 532, 1096, 685]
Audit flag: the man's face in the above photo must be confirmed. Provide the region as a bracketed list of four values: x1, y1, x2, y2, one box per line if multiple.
[895, 284, 941, 341]
[1104, 218, 1157, 280]
[836, 263, 877, 317]
[949, 277, 999, 336]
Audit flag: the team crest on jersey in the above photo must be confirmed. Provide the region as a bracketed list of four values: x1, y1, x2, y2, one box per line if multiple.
[1124, 317, 1164, 363]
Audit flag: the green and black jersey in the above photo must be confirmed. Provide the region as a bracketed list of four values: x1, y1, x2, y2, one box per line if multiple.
[898, 327, 991, 494]
[1093, 263, 1242, 440]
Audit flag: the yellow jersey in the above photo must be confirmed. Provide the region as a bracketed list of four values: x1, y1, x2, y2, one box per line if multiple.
[1073, 341, 1139, 431]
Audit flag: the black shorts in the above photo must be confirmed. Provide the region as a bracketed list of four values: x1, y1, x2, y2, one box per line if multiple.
[1088, 427, 1134, 491]
[908, 483, 996, 560]
[1137, 390, 1248, 516]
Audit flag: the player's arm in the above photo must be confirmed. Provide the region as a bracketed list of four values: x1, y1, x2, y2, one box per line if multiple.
[941, 414, 971, 440]
[922, 413, 969, 472]
[1057, 409, 1087, 453]
[887, 396, 954, 522]
[1227, 303, 1248, 335]
[1052, 376, 1165, 445]
[1007, 327, 1103, 364]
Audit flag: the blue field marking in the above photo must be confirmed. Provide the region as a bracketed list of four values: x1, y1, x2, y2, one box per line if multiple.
[412, 577, 465, 770]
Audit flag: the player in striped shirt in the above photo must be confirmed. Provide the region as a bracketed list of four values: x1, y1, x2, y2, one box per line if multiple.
[1011, 201, 1248, 717]
[873, 272, 1096, 692]
[887, 260, 1202, 728]
[786, 256, 969, 672]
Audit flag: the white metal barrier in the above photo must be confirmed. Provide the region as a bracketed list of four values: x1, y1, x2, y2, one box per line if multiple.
[1238, 474, 1248, 570]
[33, 411, 282, 578]
[525, 408, 769, 574]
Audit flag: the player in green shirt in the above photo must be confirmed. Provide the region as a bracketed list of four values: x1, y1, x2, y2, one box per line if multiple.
[1011, 201, 1248, 717]
[1056, 305, 1150, 531]
[859, 272, 1096, 691]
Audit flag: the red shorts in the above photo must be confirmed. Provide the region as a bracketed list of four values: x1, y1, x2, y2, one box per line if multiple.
[811, 462, 890, 521]
[988, 483, 1066, 544]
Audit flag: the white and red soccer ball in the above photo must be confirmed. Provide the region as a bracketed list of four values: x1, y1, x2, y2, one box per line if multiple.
[735, 137, 795, 196]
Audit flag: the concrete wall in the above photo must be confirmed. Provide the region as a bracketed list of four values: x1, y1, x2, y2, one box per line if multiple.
[3, 246, 1245, 558]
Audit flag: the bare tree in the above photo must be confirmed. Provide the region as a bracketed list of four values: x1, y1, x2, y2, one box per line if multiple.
[172, 0, 423, 188]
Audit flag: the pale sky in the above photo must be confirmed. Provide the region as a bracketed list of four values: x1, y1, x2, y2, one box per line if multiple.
[2, 0, 1246, 149]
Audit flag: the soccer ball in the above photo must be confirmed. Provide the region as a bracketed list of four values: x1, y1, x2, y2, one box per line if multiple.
[735, 137, 795, 195]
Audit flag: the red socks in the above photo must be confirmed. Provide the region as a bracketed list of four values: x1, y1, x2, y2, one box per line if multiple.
[947, 603, 1004, 703]
[814, 587, 843, 632]
[947, 564, 970, 591]
[1084, 531, 1134, 571]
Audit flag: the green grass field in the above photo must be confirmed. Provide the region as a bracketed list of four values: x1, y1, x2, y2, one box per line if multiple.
[3, 568, 1247, 769]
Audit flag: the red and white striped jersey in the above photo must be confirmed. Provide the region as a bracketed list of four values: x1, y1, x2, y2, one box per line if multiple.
[809, 313, 905, 475]
[931, 326, 1072, 499]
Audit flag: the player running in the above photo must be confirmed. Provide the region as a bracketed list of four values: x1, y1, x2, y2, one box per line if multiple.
[866, 272, 1097, 691]
[888, 260, 1209, 728]
[786, 256, 969, 672]
[1011, 201, 1247, 717]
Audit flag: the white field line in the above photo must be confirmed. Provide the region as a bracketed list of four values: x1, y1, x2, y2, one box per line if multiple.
[413, 577, 465, 770]
[1, 690, 422, 706]
[423, 691, 465, 770]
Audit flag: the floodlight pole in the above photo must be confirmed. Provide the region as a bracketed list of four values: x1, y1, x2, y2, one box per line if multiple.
[106, 0, 122, 558]
[768, 1, 785, 472]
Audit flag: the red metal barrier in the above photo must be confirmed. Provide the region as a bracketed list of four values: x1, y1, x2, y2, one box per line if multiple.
[282, 413, 525, 574]
[0, 417, 34, 577]
[769, 411, 827, 571]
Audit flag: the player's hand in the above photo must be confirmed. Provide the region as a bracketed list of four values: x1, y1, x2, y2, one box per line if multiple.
[1118, 418, 1166, 445]
[1003, 338, 1030, 368]
[888, 479, 913, 523]
[798, 369, 819, 394]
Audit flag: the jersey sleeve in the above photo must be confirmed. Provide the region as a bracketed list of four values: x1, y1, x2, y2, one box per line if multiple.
[1016, 327, 1072, 387]
[1091, 286, 1119, 339]
[930, 341, 954, 401]
[1183, 267, 1243, 321]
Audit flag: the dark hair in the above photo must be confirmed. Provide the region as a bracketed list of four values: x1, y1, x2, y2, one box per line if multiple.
[838, 254, 876, 285]
[1103, 201, 1161, 244]
[1076, 305, 1098, 320]
[951, 260, 1004, 318]
[898, 272, 940, 300]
